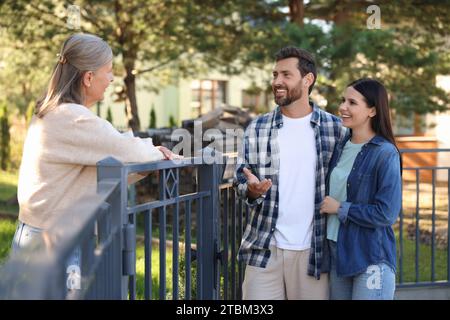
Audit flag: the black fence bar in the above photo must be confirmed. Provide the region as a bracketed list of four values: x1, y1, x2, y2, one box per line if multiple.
[231, 191, 237, 299]
[448, 169, 450, 283]
[431, 169, 436, 282]
[415, 169, 420, 283]
[399, 176, 404, 284]
[237, 198, 244, 300]
[197, 198, 203, 299]
[144, 210, 152, 300]
[185, 200, 192, 300]
[159, 170, 167, 300]
[172, 169, 180, 300]
[223, 188, 229, 300]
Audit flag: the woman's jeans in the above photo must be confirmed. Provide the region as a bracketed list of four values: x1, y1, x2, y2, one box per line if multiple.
[11, 221, 82, 291]
[329, 240, 396, 300]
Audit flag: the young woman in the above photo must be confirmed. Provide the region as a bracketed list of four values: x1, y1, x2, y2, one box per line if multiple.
[320, 78, 402, 300]
[12, 34, 179, 282]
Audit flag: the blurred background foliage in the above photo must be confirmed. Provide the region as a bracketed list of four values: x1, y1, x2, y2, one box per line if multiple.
[0, 0, 448, 131]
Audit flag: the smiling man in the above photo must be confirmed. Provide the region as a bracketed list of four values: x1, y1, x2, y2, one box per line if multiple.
[234, 46, 348, 300]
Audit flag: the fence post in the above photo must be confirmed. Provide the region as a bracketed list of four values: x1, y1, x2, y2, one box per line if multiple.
[97, 157, 128, 299]
[197, 162, 221, 299]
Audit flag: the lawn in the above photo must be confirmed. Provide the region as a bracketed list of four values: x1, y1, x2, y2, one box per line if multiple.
[0, 219, 16, 264]
[0, 170, 18, 264]
[396, 229, 448, 284]
[0, 170, 19, 217]
[135, 241, 175, 300]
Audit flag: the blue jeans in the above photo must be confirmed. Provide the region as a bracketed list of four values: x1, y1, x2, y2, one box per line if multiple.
[11, 221, 82, 291]
[329, 240, 396, 300]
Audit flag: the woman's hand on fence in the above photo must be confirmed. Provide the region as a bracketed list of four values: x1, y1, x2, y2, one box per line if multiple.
[320, 196, 340, 214]
[157, 146, 183, 160]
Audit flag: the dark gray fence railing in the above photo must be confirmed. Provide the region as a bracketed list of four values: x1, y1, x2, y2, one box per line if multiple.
[117, 156, 224, 300]
[397, 148, 450, 289]
[0, 178, 123, 299]
[1, 149, 449, 299]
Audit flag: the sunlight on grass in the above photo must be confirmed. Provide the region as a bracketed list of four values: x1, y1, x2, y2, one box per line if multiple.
[135, 242, 174, 300]
[396, 229, 448, 284]
[0, 218, 16, 264]
[0, 170, 18, 201]
[0, 171, 19, 217]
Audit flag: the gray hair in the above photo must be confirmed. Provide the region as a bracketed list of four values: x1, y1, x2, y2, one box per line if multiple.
[36, 33, 113, 117]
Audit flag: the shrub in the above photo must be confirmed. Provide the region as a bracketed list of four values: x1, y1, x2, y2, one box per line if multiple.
[149, 106, 156, 129]
[106, 106, 113, 124]
[0, 103, 11, 171]
[169, 115, 176, 128]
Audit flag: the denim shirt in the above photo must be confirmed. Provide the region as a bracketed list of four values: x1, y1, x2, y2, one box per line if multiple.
[326, 134, 402, 277]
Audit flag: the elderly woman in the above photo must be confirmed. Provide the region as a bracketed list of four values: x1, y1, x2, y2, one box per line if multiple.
[12, 34, 177, 268]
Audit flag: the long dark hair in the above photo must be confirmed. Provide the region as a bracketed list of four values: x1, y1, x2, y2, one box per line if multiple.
[348, 78, 402, 172]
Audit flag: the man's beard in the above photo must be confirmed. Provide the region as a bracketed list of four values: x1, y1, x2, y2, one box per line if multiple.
[273, 84, 303, 107]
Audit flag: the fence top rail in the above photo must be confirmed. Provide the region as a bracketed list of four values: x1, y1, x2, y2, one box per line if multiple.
[402, 166, 450, 170]
[98, 156, 231, 174]
[399, 148, 450, 153]
[125, 157, 204, 173]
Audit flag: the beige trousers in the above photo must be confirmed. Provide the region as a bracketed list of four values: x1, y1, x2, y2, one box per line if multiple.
[242, 246, 329, 300]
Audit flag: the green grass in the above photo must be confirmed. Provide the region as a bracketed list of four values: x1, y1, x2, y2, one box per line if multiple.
[396, 230, 448, 283]
[0, 170, 19, 217]
[0, 171, 18, 200]
[0, 218, 16, 264]
[135, 242, 174, 300]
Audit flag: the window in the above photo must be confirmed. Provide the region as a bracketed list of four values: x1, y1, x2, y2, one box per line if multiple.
[191, 80, 227, 117]
[392, 112, 427, 136]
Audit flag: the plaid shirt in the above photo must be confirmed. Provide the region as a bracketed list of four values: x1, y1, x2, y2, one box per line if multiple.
[233, 102, 347, 279]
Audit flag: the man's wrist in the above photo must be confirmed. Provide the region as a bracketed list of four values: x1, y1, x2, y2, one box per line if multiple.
[247, 190, 262, 200]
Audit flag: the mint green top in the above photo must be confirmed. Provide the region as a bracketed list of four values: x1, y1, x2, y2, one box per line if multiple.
[326, 140, 365, 242]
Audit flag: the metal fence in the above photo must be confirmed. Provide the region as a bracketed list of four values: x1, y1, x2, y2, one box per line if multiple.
[0, 156, 231, 299]
[1, 149, 449, 299]
[0, 178, 123, 299]
[396, 148, 450, 289]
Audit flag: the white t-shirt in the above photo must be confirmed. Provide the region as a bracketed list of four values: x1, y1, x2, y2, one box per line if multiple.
[272, 113, 317, 250]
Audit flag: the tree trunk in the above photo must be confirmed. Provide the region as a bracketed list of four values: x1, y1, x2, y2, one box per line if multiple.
[334, 0, 350, 25]
[123, 63, 141, 133]
[114, 0, 141, 133]
[289, 0, 304, 27]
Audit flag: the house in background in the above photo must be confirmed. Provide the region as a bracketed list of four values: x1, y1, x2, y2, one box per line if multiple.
[99, 70, 450, 182]
[98, 68, 271, 131]
[395, 75, 450, 182]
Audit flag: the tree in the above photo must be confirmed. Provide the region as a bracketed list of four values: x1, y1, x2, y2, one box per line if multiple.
[299, 0, 450, 115]
[1, 0, 448, 124]
[226, 0, 450, 116]
[1, 0, 282, 132]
